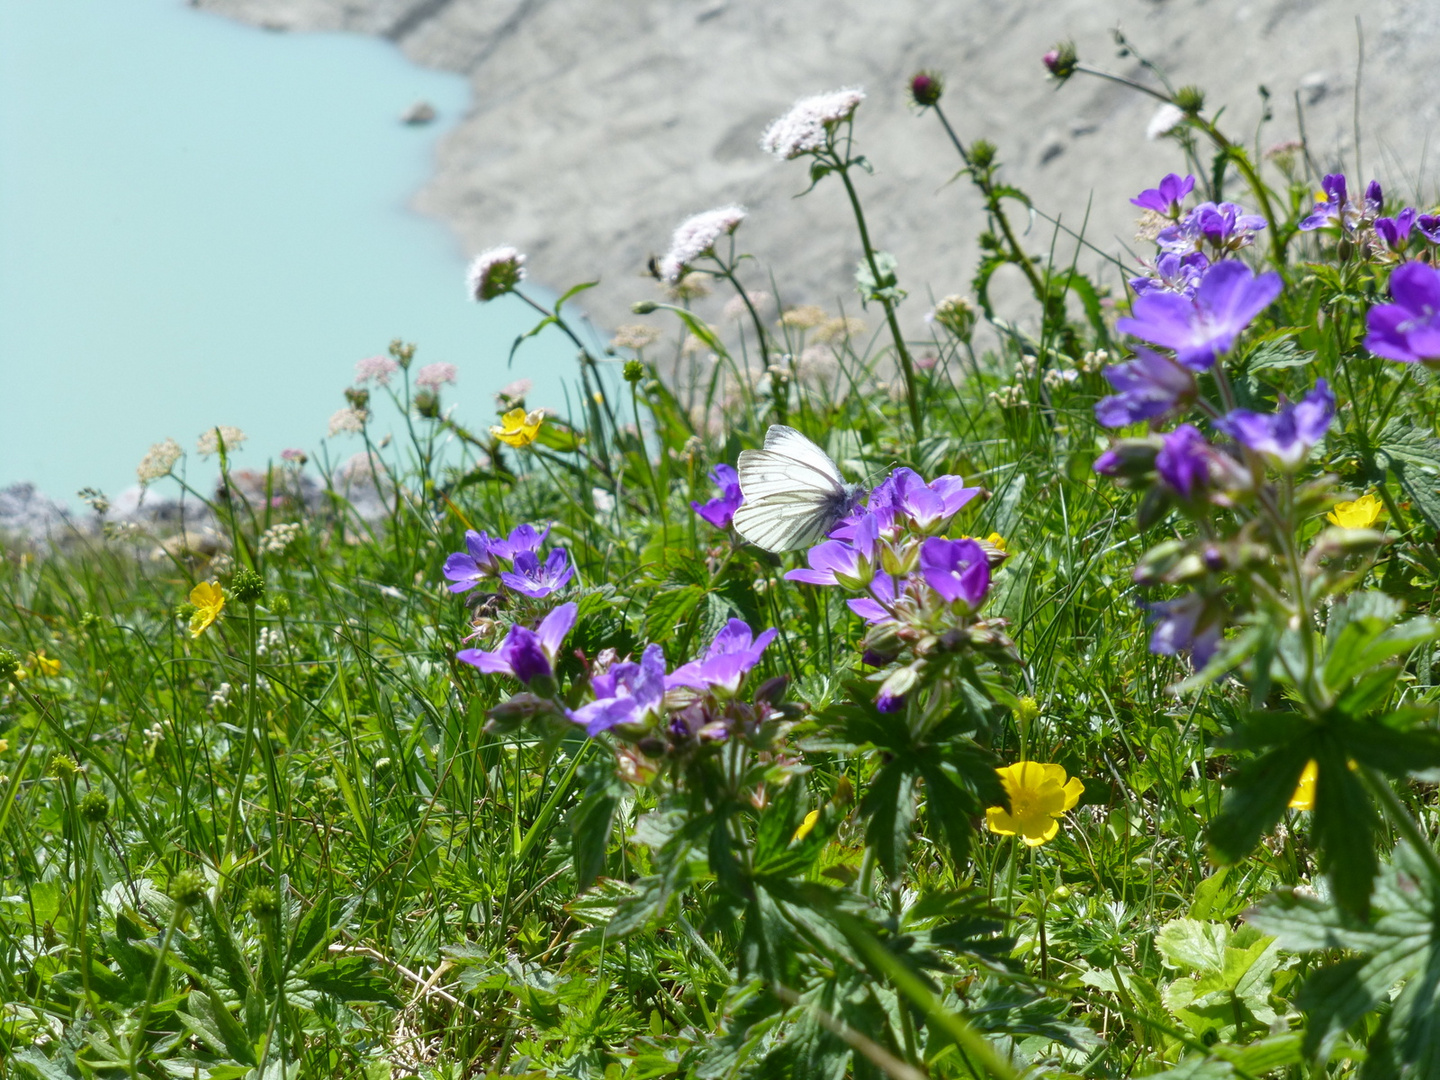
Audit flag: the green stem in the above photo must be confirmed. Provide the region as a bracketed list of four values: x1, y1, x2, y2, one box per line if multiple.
[1359, 764, 1440, 882]
[833, 161, 923, 438]
[129, 901, 183, 1079]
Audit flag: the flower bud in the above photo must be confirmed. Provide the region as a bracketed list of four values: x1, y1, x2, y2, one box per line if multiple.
[247, 885, 281, 920]
[1042, 41, 1078, 81]
[754, 674, 791, 707]
[0, 648, 18, 683]
[1174, 85, 1205, 114]
[414, 388, 440, 419]
[168, 869, 208, 908]
[623, 360, 645, 384]
[1093, 438, 1160, 479]
[344, 387, 371, 411]
[632, 300, 658, 315]
[908, 70, 944, 108]
[876, 665, 919, 713]
[389, 339, 417, 368]
[49, 755, 81, 779]
[968, 139, 997, 171]
[231, 568, 265, 605]
[79, 788, 110, 824]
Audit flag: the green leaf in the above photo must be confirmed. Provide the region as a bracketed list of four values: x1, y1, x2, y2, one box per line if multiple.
[568, 777, 619, 890]
[862, 761, 917, 882]
[302, 955, 401, 1006]
[1155, 919, 1229, 974]
[1310, 743, 1382, 917]
[643, 584, 706, 644]
[1208, 739, 1312, 865]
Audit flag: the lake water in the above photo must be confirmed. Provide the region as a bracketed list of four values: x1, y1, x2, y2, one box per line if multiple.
[0, 0, 587, 506]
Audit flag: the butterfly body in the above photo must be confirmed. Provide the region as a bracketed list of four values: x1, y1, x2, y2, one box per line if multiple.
[732, 425, 867, 552]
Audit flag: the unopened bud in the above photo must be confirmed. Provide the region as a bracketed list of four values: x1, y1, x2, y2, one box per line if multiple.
[79, 788, 110, 824]
[0, 648, 18, 683]
[231, 567, 265, 605]
[1042, 41, 1078, 82]
[1174, 85, 1205, 114]
[632, 300, 658, 315]
[623, 360, 645, 384]
[908, 70, 944, 108]
[168, 869, 208, 908]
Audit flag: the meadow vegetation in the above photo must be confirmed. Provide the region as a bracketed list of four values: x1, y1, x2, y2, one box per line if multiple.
[7, 34, 1440, 1080]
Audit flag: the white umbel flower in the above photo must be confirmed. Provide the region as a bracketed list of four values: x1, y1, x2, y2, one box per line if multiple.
[137, 438, 183, 483]
[658, 206, 746, 283]
[760, 88, 865, 160]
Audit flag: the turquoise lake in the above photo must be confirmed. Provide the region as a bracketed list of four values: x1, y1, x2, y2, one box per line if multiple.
[0, 0, 586, 506]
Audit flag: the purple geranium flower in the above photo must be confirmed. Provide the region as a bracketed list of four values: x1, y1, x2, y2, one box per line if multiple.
[1417, 215, 1440, 246]
[569, 644, 667, 735]
[1215, 380, 1335, 470]
[1375, 208, 1417, 256]
[1365, 262, 1440, 364]
[848, 573, 898, 624]
[443, 530, 503, 593]
[1155, 424, 1214, 498]
[1144, 592, 1222, 668]
[919, 537, 990, 608]
[1131, 173, 1195, 217]
[785, 513, 878, 587]
[1130, 251, 1209, 298]
[691, 463, 744, 530]
[863, 468, 982, 536]
[1116, 260, 1283, 370]
[1299, 173, 1348, 232]
[456, 602, 577, 684]
[499, 548, 575, 598]
[1095, 348, 1196, 428]
[1157, 202, 1267, 256]
[489, 523, 549, 561]
[667, 619, 778, 696]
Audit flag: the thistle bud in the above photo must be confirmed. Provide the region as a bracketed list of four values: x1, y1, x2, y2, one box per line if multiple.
[414, 388, 440, 419]
[1042, 41, 1078, 82]
[79, 788, 110, 824]
[968, 139, 997, 171]
[231, 568, 265, 605]
[908, 70, 944, 108]
[168, 869, 208, 908]
[1174, 85, 1205, 114]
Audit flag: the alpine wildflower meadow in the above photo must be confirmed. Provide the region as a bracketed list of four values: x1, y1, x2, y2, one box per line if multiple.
[10, 32, 1440, 1080]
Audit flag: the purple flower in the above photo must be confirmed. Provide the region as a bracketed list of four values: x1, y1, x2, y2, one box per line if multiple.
[490, 523, 549, 561]
[443, 530, 503, 593]
[499, 548, 575, 598]
[1365, 180, 1384, 218]
[919, 537, 990, 608]
[1116, 260, 1283, 371]
[569, 644, 667, 735]
[862, 468, 982, 535]
[1144, 592, 1221, 668]
[876, 689, 906, 713]
[1215, 380, 1335, 470]
[848, 573, 898, 624]
[1365, 262, 1440, 364]
[1375, 208, 1417, 255]
[785, 514, 879, 587]
[1417, 215, 1440, 245]
[667, 619, 778, 696]
[1095, 348, 1196, 428]
[456, 602, 577, 684]
[1155, 424, 1213, 498]
[1299, 174, 1349, 232]
[691, 463, 744, 530]
[1156, 202, 1266, 256]
[1131, 251, 1209, 298]
[1131, 174, 1196, 217]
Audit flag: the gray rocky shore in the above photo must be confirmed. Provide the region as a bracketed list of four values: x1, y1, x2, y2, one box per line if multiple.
[191, 0, 1440, 331]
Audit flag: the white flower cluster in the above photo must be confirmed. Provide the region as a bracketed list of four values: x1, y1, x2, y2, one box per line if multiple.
[611, 324, 661, 351]
[328, 407, 368, 437]
[209, 682, 233, 710]
[760, 88, 865, 160]
[259, 522, 301, 555]
[196, 426, 247, 458]
[255, 626, 283, 658]
[466, 246, 526, 301]
[658, 206, 746, 283]
[988, 384, 1029, 409]
[137, 438, 183, 483]
[415, 362, 457, 389]
[355, 355, 399, 386]
[210, 553, 235, 576]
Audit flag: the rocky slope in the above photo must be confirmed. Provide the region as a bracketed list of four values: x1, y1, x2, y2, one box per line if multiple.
[196, 0, 1438, 333]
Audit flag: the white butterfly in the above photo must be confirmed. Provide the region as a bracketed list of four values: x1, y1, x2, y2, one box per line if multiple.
[732, 424, 867, 552]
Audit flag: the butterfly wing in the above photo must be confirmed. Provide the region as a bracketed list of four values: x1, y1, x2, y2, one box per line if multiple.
[732, 426, 849, 552]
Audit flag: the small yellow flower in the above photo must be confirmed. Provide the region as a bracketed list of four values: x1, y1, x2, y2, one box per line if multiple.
[986, 762, 1084, 847]
[1289, 760, 1318, 811]
[27, 651, 60, 677]
[490, 407, 544, 448]
[188, 581, 225, 638]
[793, 809, 820, 842]
[986, 532, 1008, 551]
[1327, 493, 1383, 530]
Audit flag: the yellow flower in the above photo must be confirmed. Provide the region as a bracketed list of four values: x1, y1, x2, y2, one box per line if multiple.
[27, 651, 60, 677]
[986, 532, 1008, 551]
[1327, 493, 1383, 529]
[188, 581, 225, 638]
[986, 762, 1084, 847]
[792, 809, 820, 843]
[490, 408, 544, 448]
[1289, 760, 1318, 811]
